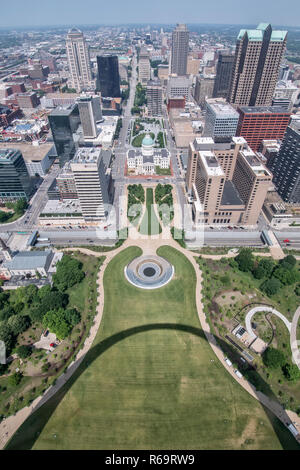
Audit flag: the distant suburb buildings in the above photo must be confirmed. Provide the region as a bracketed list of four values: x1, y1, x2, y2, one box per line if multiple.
[228, 23, 288, 106]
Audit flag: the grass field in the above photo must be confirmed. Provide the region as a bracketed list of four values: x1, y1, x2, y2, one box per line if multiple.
[6, 246, 299, 450]
[139, 188, 162, 235]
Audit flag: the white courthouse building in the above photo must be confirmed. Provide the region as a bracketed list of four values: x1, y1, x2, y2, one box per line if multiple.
[127, 135, 170, 175]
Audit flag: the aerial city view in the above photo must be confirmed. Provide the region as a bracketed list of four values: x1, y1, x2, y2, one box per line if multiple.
[1, 0, 300, 454]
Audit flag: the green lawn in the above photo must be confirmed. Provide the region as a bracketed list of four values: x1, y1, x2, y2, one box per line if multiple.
[139, 188, 162, 235]
[6, 246, 299, 450]
[131, 132, 155, 147]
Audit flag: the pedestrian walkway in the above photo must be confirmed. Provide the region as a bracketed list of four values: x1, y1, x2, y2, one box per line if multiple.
[1, 216, 300, 448]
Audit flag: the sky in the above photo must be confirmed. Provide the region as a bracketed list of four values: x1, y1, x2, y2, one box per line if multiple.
[0, 0, 300, 28]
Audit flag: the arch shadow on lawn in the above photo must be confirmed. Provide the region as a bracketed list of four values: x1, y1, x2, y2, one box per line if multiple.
[5, 322, 300, 450]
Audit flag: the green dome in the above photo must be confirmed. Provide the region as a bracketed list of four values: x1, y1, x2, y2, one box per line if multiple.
[142, 134, 154, 146]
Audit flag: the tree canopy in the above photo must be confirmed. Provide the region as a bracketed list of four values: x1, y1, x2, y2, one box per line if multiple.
[263, 347, 286, 369]
[235, 248, 254, 272]
[52, 255, 85, 291]
[260, 277, 282, 296]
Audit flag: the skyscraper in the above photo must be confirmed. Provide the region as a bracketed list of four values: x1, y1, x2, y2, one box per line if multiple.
[77, 94, 102, 139]
[66, 28, 93, 92]
[48, 104, 81, 167]
[0, 149, 32, 201]
[138, 48, 151, 85]
[212, 53, 235, 99]
[271, 121, 300, 203]
[232, 150, 272, 225]
[146, 80, 163, 116]
[97, 55, 120, 98]
[228, 24, 287, 107]
[203, 99, 239, 139]
[236, 106, 290, 151]
[171, 24, 189, 76]
[70, 147, 110, 221]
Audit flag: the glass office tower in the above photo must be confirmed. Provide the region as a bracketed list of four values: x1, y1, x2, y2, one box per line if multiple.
[96, 55, 121, 98]
[48, 104, 80, 167]
[0, 149, 32, 201]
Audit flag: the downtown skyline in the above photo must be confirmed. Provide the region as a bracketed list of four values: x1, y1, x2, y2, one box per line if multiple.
[0, 0, 300, 28]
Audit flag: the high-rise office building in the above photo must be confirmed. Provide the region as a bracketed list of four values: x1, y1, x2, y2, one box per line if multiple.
[0, 149, 32, 201]
[48, 104, 81, 167]
[97, 55, 120, 98]
[236, 106, 290, 151]
[66, 28, 93, 92]
[212, 53, 235, 99]
[228, 24, 287, 107]
[186, 137, 271, 225]
[167, 75, 190, 101]
[77, 94, 102, 139]
[232, 150, 272, 225]
[146, 80, 163, 116]
[194, 75, 215, 107]
[204, 99, 239, 139]
[171, 24, 189, 76]
[70, 147, 110, 221]
[138, 48, 151, 85]
[186, 136, 247, 192]
[271, 121, 300, 203]
[272, 80, 299, 110]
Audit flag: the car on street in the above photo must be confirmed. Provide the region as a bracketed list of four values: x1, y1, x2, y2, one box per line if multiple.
[283, 239, 290, 243]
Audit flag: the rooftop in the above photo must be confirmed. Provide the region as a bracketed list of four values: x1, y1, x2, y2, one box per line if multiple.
[41, 199, 82, 215]
[3, 250, 53, 271]
[0, 148, 21, 163]
[207, 100, 239, 118]
[221, 181, 245, 207]
[237, 25, 287, 42]
[72, 147, 101, 164]
[239, 106, 290, 114]
[199, 151, 224, 176]
[0, 143, 53, 161]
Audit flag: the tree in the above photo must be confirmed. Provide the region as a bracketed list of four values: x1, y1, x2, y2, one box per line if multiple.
[0, 211, 9, 223]
[280, 254, 297, 270]
[14, 198, 28, 213]
[282, 363, 300, 381]
[7, 315, 31, 336]
[0, 305, 15, 322]
[253, 258, 275, 279]
[0, 323, 14, 353]
[260, 277, 282, 296]
[52, 255, 84, 291]
[295, 285, 300, 296]
[64, 308, 81, 327]
[43, 309, 72, 340]
[8, 372, 23, 387]
[263, 347, 286, 369]
[235, 248, 254, 272]
[273, 267, 300, 286]
[17, 345, 32, 359]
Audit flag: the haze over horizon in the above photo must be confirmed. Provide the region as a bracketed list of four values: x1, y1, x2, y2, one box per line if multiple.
[1, 0, 300, 28]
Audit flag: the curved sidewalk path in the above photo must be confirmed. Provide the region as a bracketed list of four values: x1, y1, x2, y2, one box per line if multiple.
[245, 305, 300, 370]
[245, 306, 292, 341]
[1, 224, 300, 448]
